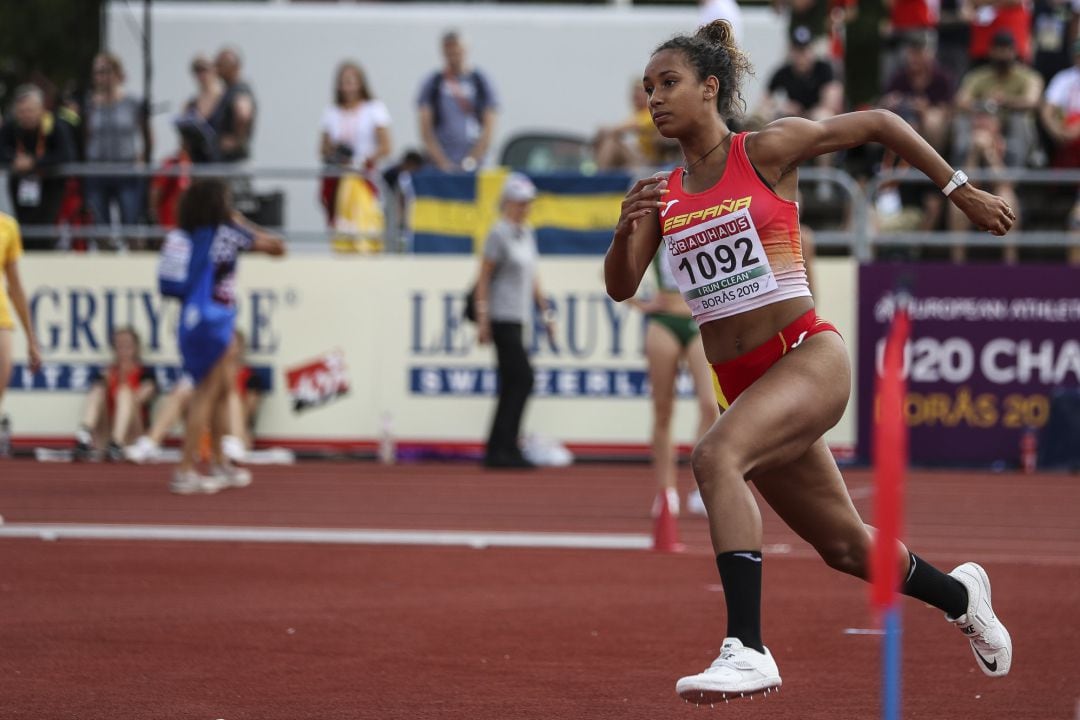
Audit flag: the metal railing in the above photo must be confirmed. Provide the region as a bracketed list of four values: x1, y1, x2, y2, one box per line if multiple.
[3, 163, 1077, 260]
[1, 163, 401, 253]
[865, 167, 1080, 262]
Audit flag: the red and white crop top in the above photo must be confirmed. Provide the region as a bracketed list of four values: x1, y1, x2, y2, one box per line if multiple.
[659, 132, 810, 324]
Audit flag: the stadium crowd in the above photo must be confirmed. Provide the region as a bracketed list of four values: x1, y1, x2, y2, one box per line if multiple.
[1, 1, 1077, 259]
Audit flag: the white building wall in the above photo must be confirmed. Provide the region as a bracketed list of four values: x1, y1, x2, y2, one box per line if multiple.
[106, 1, 788, 234]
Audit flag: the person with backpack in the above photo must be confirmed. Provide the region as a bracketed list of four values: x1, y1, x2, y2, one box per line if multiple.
[416, 31, 498, 172]
[157, 179, 285, 495]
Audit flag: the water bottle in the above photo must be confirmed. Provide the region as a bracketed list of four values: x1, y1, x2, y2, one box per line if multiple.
[0, 415, 11, 459]
[1020, 427, 1037, 474]
[378, 412, 396, 465]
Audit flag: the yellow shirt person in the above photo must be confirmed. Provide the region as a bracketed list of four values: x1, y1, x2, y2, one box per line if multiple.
[1, 212, 42, 416]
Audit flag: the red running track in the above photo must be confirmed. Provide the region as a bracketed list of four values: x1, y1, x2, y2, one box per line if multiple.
[1, 460, 1078, 719]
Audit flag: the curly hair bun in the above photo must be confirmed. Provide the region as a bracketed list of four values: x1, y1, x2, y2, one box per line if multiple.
[655, 20, 753, 119]
[695, 19, 736, 47]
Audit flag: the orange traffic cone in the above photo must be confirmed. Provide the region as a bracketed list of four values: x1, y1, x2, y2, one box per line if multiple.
[652, 490, 684, 552]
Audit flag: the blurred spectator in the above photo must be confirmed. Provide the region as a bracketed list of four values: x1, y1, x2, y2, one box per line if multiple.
[0, 212, 42, 431]
[759, 26, 843, 195]
[0, 85, 76, 249]
[878, 33, 956, 238]
[382, 148, 424, 250]
[148, 139, 192, 229]
[417, 31, 498, 172]
[773, 0, 831, 54]
[74, 327, 158, 462]
[594, 81, 676, 171]
[882, 32, 955, 152]
[882, 0, 938, 83]
[473, 173, 554, 469]
[699, 0, 744, 41]
[947, 116, 1020, 262]
[759, 27, 844, 123]
[1041, 38, 1080, 257]
[175, 54, 224, 163]
[970, 0, 1033, 63]
[954, 31, 1044, 168]
[83, 52, 149, 240]
[319, 61, 392, 226]
[844, 0, 886, 109]
[1031, 0, 1080, 84]
[1040, 38, 1080, 166]
[937, 0, 974, 81]
[209, 47, 256, 163]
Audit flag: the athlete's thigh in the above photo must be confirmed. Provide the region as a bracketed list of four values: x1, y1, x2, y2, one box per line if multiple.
[704, 332, 851, 476]
[645, 321, 682, 415]
[752, 437, 869, 553]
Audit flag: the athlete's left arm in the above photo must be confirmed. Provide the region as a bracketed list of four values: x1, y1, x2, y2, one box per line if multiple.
[232, 212, 287, 256]
[747, 111, 1015, 235]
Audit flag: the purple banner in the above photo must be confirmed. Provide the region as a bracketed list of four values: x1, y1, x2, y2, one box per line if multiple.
[857, 263, 1080, 466]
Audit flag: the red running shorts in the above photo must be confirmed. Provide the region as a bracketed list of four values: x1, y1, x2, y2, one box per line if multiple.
[710, 309, 840, 411]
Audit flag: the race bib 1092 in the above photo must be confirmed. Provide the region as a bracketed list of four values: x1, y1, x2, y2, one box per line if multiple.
[664, 208, 777, 315]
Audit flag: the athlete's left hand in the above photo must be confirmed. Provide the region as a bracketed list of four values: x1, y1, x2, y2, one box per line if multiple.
[951, 185, 1015, 236]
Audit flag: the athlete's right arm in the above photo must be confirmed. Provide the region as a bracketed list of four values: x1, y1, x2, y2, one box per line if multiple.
[604, 174, 667, 302]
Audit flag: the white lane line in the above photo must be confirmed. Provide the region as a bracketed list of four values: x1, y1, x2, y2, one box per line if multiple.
[0, 523, 654, 550]
[843, 628, 886, 636]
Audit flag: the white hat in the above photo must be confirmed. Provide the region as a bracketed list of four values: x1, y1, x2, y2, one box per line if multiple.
[501, 172, 537, 202]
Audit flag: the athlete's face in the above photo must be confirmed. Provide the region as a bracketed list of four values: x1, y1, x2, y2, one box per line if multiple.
[642, 49, 718, 138]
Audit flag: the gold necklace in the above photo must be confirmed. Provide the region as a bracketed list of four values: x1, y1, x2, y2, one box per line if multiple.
[684, 131, 732, 176]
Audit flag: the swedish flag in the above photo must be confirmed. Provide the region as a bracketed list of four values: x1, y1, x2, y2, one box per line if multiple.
[410, 168, 630, 255]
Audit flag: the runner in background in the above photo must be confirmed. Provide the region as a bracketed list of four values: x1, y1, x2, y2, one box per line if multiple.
[158, 179, 284, 494]
[631, 248, 718, 517]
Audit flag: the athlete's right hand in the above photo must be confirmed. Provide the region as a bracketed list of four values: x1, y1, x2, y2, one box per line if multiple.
[614, 172, 669, 240]
[477, 321, 492, 346]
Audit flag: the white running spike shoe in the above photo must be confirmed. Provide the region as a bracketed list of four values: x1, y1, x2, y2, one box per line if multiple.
[124, 435, 160, 464]
[686, 488, 709, 517]
[169, 469, 223, 495]
[947, 562, 1012, 677]
[221, 435, 247, 463]
[676, 638, 782, 704]
[211, 463, 253, 489]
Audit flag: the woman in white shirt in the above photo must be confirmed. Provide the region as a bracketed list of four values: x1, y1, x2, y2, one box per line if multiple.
[319, 62, 393, 225]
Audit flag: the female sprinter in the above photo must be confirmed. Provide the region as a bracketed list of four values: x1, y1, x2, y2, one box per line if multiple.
[631, 251, 718, 517]
[160, 179, 285, 494]
[604, 21, 1014, 703]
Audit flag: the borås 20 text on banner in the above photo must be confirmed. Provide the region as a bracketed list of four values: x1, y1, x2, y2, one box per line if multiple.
[857, 263, 1080, 467]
